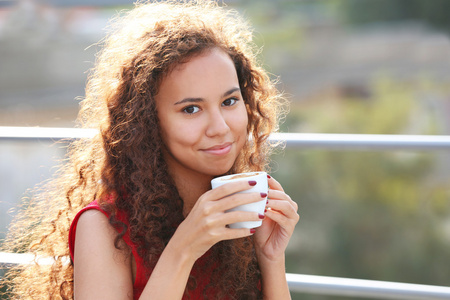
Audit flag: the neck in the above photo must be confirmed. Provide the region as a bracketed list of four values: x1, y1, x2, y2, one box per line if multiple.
[163, 152, 214, 216]
[173, 172, 212, 217]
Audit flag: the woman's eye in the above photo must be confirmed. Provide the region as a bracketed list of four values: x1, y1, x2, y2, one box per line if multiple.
[182, 105, 200, 114]
[222, 97, 238, 107]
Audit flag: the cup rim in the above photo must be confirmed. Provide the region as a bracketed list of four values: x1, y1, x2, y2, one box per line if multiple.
[211, 171, 267, 183]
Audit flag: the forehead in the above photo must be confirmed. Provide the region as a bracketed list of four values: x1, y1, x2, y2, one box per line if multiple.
[171, 48, 234, 75]
[156, 48, 239, 103]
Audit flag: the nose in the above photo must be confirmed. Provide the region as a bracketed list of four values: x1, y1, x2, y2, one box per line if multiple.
[205, 109, 230, 137]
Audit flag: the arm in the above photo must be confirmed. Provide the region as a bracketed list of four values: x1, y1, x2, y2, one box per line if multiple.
[258, 255, 290, 299]
[254, 175, 300, 300]
[74, 210, 197, 300]
[73, 210, 134, 299]
[140, 179, 266, 299]
[74, 180, 265, 299]
[138, 239, 194, 299]
[74, 209, 194, 300]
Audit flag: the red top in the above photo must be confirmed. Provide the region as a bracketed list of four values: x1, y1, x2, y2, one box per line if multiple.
[69, 200, 218, 299]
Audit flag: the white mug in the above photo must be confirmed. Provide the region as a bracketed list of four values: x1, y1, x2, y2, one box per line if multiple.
[211, 171, 268, 229]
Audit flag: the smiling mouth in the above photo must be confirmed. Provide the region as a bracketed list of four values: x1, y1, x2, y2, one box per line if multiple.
[201, 143, 233, 155]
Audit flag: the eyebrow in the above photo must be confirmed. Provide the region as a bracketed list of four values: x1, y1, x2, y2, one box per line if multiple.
[174, 87, 241, 105]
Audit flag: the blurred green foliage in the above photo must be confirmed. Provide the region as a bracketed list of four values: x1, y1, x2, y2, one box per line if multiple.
[1, 1, 449, 299]
[272, 75, 450, 299]
[246, 0, 450, 33]
[337, 0, 450, 33]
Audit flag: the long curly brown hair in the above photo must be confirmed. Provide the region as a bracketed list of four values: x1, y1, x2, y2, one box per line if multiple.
[1, 1, 287, 299]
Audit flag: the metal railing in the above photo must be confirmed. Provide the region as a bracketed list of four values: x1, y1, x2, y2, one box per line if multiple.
[1, 126, 450, 299]
[2, 126, 450, 150]
[271, 132, 450, 151]
[286, 273, 450, 300]
[1, 251, 450, 299]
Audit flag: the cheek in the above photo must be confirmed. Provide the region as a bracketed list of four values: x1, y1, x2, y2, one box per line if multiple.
[158, 116, 183, 152]
[233, 106, 249, 133]
[163, 127, 189, 148]
[162, 119, 201, 150]
[157, 116, 171, 146]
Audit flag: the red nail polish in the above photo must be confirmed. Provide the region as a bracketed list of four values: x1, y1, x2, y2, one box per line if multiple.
[264, 208, 267, 213]
[258, 213, 265, 219]
[260, 192, 267, 198]
[248, 180, 257, 186]
[250, 228, 256, 234]
[267, 174, 271, 179]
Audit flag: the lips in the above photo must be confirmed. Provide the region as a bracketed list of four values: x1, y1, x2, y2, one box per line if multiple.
[201, 142, 233, 155]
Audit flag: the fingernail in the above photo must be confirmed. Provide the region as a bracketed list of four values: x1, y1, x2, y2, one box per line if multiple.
[248, 180, 257, 186]
[250, 228, 256, 234]
[264, 208, 267, 213]
[266, 199, 269, 204]
[258, 213, 265, 219]
[267, 174, 271, 179]
[260, 192, 267, 198]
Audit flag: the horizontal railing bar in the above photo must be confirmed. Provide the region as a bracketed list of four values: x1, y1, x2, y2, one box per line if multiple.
[0, 252, 58, 267]
[1, 252, 449, 299]
[286, 273, 450, 299]
[1, 127, 449, 297]
[271, 132, 450, 150]
[0, 126, 97, 140]
[1, 126, 450, 150]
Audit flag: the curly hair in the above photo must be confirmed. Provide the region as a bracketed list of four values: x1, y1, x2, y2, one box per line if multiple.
[1, 1, 287, 299]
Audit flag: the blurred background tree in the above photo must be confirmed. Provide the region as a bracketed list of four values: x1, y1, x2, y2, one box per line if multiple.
[339, 0, 450, 33]
[273, 75, 450, 299]
[238, 2, 450, 299]
[1, 1, 450, 299]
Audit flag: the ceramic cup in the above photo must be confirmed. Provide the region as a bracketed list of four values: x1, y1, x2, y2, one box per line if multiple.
[211, 171, 268, 229]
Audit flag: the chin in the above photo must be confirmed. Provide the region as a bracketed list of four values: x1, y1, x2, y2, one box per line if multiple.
[205, 164, 235, 177]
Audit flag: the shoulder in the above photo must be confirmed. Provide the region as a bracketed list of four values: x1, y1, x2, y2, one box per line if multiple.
[76, 209, 115, 242]
[69, 200, 111, 260]
[73, 209, 134, 299]
[75, 208, 131, 259]
[77, 208, 110, 227]
[74, 209, 128, 263]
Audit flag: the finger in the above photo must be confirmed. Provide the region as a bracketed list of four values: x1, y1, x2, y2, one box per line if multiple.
[216, 192, 267, 212]
[266, 199, 299, 220]
[195, 218, 256, 245]
[267, 189, 291, 200]
[208, 179, 259, 200]
[264, 208, 297, 231]
[219, 227, 256, 241]
[220, 210, 264, 225]
[267, 174, 284, 192]
[264, 209, 300, 231]
[199, 209, 262, 233]
[267, 190, 298, 211]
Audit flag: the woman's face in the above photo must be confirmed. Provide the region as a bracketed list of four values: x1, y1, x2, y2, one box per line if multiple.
[155, 48, 248, 179]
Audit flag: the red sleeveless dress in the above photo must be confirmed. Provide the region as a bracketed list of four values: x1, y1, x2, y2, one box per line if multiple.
[69, 200, 218, 299]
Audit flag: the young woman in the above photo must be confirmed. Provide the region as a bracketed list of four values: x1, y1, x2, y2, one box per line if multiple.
[1, 1, 298, 299]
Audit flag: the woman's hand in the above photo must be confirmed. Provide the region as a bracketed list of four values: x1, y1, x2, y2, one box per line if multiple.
[168, 180, 266, 263]
[141, 180, 264, 300]
[254, 175, 299, 262]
